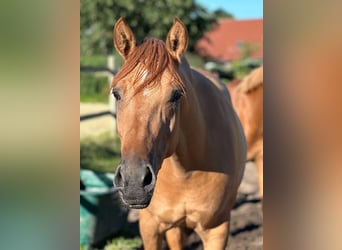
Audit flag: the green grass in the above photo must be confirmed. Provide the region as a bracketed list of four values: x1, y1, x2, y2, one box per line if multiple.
[80, 237, 142, 250]
[80, 132, 121, 173]
[80, 53, 123, 68]
[104, 237, 142, 250]
[80, 72, 110, 103]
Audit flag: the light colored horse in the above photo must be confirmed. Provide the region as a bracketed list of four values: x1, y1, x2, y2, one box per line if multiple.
[112, 17, 246, 249]
[227, 66, 263, 199]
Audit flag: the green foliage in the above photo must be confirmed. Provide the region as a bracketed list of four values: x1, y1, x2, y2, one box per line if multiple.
[230, 60, 251, 80]
[185, 52, 205, 68]
[80, 0, 232, 55]
[240, 43, 260, 60]
[213, 8, 234, 19]
[80, 72, 109, 103]
[80, 132, 121, 173]
[231, 43, 261, 79]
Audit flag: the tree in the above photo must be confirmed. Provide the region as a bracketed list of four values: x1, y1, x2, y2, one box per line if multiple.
[212, 8, 234, 19]
[80, 0, 224, 55]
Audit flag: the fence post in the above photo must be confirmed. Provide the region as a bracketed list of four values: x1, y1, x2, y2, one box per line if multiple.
[107, 55, 116, 136]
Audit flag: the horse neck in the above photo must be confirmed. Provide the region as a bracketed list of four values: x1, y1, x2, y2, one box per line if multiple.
[173, 58, 208, 170]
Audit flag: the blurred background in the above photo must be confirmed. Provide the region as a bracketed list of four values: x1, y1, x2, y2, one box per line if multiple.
[80, 0, 262, 249]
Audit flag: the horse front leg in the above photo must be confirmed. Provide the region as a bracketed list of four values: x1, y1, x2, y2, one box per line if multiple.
[196, 220, 230, 250]
[166, 227, 184, 250]
[139, 209, 162, 250]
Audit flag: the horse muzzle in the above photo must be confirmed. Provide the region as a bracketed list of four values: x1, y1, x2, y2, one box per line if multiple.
[113, 163, 156, 209]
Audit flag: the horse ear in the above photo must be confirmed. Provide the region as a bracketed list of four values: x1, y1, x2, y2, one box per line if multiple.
[113, 17, 136, 60]
[166, 17, 188, 62]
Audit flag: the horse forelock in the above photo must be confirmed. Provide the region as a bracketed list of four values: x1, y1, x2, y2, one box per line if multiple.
[112, 38, 186, 94]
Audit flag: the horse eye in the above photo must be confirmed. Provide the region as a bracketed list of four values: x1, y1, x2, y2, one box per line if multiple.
[112, 89, 121, 101]
[169, 90, 183, 103]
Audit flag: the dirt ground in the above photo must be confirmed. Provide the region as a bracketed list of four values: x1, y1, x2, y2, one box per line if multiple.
[81, 103, 263, 249]
[223, 161, 263, 250]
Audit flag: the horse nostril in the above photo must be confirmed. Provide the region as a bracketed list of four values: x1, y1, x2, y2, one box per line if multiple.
[114, 165, 124, 188]
[143, 165, 154, 188]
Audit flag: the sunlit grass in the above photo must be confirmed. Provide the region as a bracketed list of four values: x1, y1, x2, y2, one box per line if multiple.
[104, 237, 142, 250]
[80, 72, 109, 103]
[80, 237, 142, 250]
[80, 132, 121, 173]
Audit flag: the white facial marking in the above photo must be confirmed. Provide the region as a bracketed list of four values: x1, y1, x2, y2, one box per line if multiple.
[141, 69, 148, 82]
[141, 69, 152, 97]
[143, 88, 152, 96]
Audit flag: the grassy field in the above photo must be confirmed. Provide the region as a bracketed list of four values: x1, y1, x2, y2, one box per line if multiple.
[80, 73, 110, 103]
[80, 132, 121, 173]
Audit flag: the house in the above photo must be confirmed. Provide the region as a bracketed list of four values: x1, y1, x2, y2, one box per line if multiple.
[196, 19, 263, 63]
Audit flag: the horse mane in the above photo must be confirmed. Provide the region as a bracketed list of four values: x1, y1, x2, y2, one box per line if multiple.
[112, 38, 185, 94]
[237, 66, 263, 93]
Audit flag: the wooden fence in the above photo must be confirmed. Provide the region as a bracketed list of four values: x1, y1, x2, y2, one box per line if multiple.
[80, 55, 117, 135]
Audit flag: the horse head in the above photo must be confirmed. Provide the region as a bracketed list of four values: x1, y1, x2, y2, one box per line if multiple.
[112, 18, 188, 208]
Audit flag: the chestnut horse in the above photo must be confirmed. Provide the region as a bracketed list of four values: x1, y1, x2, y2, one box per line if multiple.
[226, 66, 263, 199]
[112, 17, 246, 249]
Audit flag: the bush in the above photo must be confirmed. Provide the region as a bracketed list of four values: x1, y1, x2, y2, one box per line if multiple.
[186, 52, 205, 68]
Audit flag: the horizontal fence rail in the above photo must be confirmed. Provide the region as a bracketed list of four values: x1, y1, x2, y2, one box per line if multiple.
[80, 55, 118, 134]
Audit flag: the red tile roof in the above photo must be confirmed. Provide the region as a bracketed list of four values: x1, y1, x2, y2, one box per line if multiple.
[196, 19, 263, 62]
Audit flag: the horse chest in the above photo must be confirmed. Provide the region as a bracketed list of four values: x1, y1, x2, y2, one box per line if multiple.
[148, 175, 230, 231]
[148, 199, 217, 232]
